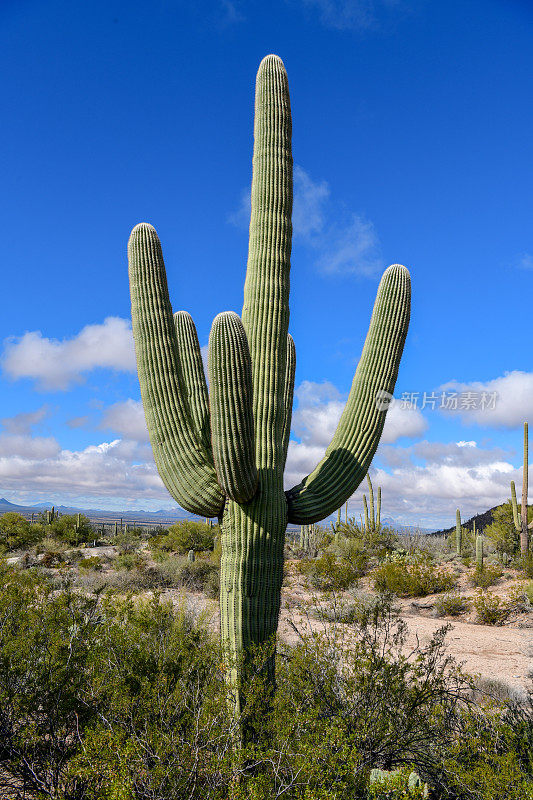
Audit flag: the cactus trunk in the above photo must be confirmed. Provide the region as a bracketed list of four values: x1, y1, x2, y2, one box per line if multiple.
[456, 509, 462, 556]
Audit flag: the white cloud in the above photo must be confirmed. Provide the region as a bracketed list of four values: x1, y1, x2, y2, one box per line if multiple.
[439, 370, 533, 428]
[100, 399, 149, 442]
[229, 166, 384, 277]
[284, 380, 426, 489]
[2, 317, 136, 391]
[1, 406, 49, 435]
[380, 402, 428, 443]
[0, 436, 166, 505]
[301, 0, 404, 31]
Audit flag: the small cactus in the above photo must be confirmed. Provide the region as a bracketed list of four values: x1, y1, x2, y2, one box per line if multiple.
[188, 549, 195, 563]
[475, 532, 484, 569]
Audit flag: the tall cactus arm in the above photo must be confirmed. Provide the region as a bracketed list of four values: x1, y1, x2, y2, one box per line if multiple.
[510, 480, 520, 531]
[376, 485, 381, 529]
[173, 311, 212, 453]
[128, 223, 224, 517]
[208, 312, 258, 504]
[363, 495, 369, 533]
[242, 54, 292, 474]
[281, 334, 296, 464]
[286, 263, 410, 524]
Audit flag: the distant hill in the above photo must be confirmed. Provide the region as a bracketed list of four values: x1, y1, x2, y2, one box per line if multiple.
[428, 503, 533, 537]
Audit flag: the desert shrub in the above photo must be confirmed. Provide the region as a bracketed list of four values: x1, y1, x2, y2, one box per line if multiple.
[298, 551, 360, 591]
[315, 591, 396, 625]
[367, 768, 429, 798]
[115, 552, 146, 571]
[115, 528, 143, 554]
[78, 555, 102, 571]
[0, 512, 43, 551]
[48, 513, 93, 545]
[330, 537, 370, 575]
[336, 519, 398, 557]
[373, 557, 456, 597]
[470, 563, 503, 588]
[434, 591, 471, 617]
[473, 590, 514, 625]
[520, 553, 533, 579]
[483, 501, 531, 558]
[150, 520, 216, 554]
[1, 562, 532, 799]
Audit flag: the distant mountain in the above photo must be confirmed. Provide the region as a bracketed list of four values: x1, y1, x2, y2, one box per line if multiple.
[428, 504, 524, 537]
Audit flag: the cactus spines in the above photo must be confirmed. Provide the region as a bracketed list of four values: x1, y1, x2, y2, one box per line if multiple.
[510, 422, 532, 555]
[455, 509, 462, 556]
[128, 54, 410, 717]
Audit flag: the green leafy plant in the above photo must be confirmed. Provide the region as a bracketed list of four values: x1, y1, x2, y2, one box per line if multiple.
[298, 551, 361, 591]
[473, 590, 514, 625]
[149, 520, 216, 554]
[434, 591, 471, 617]
[373, 557, 456, 597]
[470, 563, 503, 588]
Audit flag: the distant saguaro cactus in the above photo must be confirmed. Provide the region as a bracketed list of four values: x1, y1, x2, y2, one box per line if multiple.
[510, 422, 532, 555]
[362, 474, 381, 534]
[455, 509, 462, 556]
[128, 55, 411, 715]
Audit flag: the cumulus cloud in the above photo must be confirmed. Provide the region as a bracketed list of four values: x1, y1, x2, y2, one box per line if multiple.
[100, 399, 149, 442]
[0, 436, 166, 505]
[284, 380, 426, 490]
[1, 406, 49, 435]
[229, 166, 384, 277]
[439, 370, 533, 428]
[2, 317, 136, 391]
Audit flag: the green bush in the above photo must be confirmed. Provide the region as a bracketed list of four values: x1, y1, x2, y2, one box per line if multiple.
[470, 564, 503, 588]
[473, 590, 514, 625]
[115, 552, 146, 571]
[367, 768, 429, 799]
[0, 561, 532, 799]
[434, 591, 471, 617]
[372, 557, 456, 597]
[0, 512, 43, 551]
[298, 551, 360, 591]
[78, 556, 103, 571]
[149, 520, 216, 554]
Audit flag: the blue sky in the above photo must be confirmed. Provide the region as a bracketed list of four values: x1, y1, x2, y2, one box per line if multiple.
[1, 0, 532, 528]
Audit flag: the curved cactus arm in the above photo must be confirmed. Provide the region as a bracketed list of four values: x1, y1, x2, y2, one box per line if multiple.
[281, 334, 296, 464]
[128, 223, 224, 517]
[510, 480, 520, 531]
[208, 312, 258, 504]
[173, 311, 212, 454]
[242, 54, 292, 474]
[286, 263, 411, 524]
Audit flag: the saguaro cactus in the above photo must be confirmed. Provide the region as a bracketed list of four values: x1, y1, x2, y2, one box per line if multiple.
[128, 55, 411, 713]
[510, 422, 532, 555]
[362, 474, 381, 534]
[455, 509, 462, 556]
